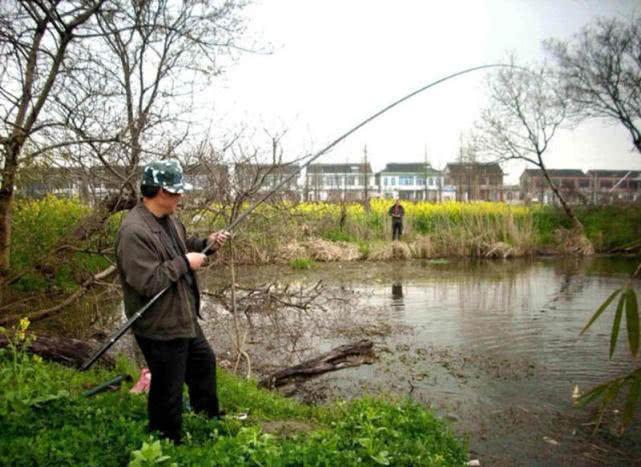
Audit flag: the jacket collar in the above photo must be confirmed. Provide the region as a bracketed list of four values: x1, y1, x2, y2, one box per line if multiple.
[134, 202, 187, 254]
[135, 201, 164, 233]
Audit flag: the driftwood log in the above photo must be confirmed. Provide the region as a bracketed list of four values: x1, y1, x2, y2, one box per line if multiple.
[259, 339, 375, 388]
[0, 333, 115, 369]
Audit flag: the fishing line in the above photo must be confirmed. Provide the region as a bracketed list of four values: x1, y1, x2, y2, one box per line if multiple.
[81, 63, 518, 371]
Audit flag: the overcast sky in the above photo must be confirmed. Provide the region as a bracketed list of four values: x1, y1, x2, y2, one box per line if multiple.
[206, 0, 641, 184]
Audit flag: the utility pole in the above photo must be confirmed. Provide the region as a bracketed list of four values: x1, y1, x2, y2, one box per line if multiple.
[363, 144, 369, 206]
[424, 144, 429, 201]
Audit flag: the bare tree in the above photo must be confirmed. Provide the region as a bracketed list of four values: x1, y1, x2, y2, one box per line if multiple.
[64, 0, 248, 239]
[545, 16, 641, 154]
[477, 62, 585, 231]
[0, 0, 106, 272]
[456, 133, 480, 202]
[546, 17, 641, 431]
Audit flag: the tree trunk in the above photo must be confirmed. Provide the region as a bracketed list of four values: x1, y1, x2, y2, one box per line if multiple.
[0, 148, 19, 274]
[541, 168, 584, 231]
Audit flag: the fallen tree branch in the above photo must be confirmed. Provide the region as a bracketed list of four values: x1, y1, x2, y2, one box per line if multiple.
[0, 265, 117, 326]
[259, 339, 375, 388]
[0, 333, 115, 369]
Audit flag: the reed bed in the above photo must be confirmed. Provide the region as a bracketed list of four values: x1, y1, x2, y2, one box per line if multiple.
[187, 199, 610, 263]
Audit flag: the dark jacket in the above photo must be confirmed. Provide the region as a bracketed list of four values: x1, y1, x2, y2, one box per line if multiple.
[388, 204, 404, 222]
[115, 203, 212, 340]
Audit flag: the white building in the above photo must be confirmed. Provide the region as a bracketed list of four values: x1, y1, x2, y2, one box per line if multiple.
[376, 163, 444, 201]
[305, 163, 376, 201]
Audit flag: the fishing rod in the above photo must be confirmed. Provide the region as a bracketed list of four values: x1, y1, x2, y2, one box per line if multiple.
[80, 63, 514, 371]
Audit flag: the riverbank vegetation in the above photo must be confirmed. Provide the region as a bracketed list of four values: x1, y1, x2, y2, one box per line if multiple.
[0, 321, 467, 466]
[10, 196, 641, 289]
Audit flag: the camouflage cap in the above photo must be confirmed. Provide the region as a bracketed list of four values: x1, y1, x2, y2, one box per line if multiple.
[141, 159, 193, 194]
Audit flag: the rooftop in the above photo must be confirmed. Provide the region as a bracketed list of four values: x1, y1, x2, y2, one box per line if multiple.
[522, 169, 585, 177]
[307, 163, 372, 174]
[379, 163, 440, 174]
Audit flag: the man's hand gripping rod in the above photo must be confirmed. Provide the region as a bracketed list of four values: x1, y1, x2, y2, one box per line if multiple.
[80, 63, 511, 371]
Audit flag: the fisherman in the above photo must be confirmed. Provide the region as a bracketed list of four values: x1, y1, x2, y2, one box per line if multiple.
[388, 199, 405, 241]
[115, 159, 230, 444]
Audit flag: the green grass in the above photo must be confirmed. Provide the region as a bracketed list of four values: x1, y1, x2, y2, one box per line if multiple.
[289, 257, 316, 270]
[322, 228, 357, 243]
[0, 349, 467, 466]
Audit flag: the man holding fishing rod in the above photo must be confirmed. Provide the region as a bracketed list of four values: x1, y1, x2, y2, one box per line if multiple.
[115, 159, 230, 444]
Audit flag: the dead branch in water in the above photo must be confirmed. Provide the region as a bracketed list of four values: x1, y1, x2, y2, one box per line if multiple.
[203, 280, 325, 316]
[259, 339, 375, 388]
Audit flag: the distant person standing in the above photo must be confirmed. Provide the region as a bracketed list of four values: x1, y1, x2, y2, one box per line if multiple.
[388, 199, 405, 241]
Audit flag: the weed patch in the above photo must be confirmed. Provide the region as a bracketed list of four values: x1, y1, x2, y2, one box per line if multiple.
[0, 337, 467, 466]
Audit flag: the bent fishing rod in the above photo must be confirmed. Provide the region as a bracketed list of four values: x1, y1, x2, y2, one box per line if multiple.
[80, 63, 513, 371]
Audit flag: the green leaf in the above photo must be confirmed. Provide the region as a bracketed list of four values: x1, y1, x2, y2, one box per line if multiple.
[581, 288, 622, 335]
[576, 382, 609, 407]
[621, 375, 641, 431]
[593, 382, 622, 434]
[371, 450, 391, 465]
[609, 293, 626, 359]
[624, 288, 639, 357]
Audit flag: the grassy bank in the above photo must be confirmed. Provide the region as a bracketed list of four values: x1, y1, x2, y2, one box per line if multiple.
[10, 196, 641, 290]
[0, 325, 467, 466]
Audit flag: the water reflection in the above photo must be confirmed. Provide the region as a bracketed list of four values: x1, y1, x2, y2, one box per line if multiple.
[390, 282, 404, 310]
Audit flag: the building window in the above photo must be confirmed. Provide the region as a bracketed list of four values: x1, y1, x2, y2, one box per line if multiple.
[417, 177, 425, 186]
[399, 176, 412, 186]
[391, 177, 396, 186]
[579, 179, 589, 188]
[383, 177, 388, 186]
[428, 177, 434, 186]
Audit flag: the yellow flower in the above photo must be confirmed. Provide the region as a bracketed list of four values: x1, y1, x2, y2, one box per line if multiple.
[16, 317, 30, 342]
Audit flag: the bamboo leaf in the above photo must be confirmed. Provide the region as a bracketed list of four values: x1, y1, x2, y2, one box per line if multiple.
[575, 382, 610, 408]
[593, 382, 622, 434]
[581, 288, 622, 335]
[624, 288, 639, 358]
[609, 294, 626, 359]
[621, 375, 641, 431]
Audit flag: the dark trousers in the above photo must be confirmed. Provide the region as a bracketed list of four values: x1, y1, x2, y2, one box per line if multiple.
[135, 326, 219, 443]
[392, 221, 403, 240]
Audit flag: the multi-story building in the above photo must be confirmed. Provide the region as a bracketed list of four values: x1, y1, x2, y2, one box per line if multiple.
[19, 165, 137, 203]
[376, 163, 443, 201]
[304, 163, 375, 202]
[234, 163, 300, 202]
[185, 163, 230, 202]
[444, 162, 504, 201]
[520, 169, 589, 205]
[586, 170, 641, 204]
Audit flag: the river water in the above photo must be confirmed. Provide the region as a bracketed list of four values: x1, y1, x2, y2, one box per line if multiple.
[197, 256, 640, 466]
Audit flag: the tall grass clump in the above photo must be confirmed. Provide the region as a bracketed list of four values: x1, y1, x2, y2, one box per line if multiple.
[289, 257, 315, 270]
